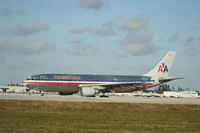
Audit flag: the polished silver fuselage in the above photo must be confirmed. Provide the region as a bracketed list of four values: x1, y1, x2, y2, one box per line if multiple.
[23, 74, 154, 94]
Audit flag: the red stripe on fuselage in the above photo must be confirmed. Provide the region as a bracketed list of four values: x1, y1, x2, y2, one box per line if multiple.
[141, 83, 153, 85]
[22, 81, 104, 85]
[22, 81, 154, 85]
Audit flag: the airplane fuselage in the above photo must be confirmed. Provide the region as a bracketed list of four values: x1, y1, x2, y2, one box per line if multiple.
[23, 74, 155, 94]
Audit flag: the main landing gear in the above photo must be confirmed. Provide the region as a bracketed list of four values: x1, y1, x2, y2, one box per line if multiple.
[100, 95, 109, 98]
[40, 91, 45, 96]
[99, 92, 109, 98]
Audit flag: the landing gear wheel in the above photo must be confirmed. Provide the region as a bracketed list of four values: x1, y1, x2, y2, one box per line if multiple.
[41, 92, 45, 96]
[100, 93, 109, 98]
[100, 95, 109, 98]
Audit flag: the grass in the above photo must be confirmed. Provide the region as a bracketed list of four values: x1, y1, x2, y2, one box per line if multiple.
[0, 99, 200, 133]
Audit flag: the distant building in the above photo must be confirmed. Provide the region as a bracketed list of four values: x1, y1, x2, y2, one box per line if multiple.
[0, 86, 29, 93]
[163, 91, 198, 98]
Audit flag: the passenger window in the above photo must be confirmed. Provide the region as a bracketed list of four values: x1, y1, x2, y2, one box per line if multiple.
[40, 76, 45, 79]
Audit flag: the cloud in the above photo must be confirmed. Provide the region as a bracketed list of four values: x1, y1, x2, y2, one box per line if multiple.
[69, 19, 116, 36]
[168, 33, 180, 42]
[2, 7, 25, 16]
[80, 0, 105, 9]
[116, 52, 127, 58]
[0, 38, 7, 53]
[69, 28, 90, 34]
[120, 33, 159, 56]
[69, 27, 115, 36]
[184, 36, 194, 45]
[0, 57, 37, 69]
[121, 15, 149, 31]
[182, 47, 200, 57]
[69, 18, 121, 36]
[168, 34, 198, 46]
[11, 40, 52, 55]
[190, 25, 200, 31]
[66, 40, 99, 56]
[92, 27, 115, 36]
[8, 22, 49, 36]
[0, 40, 52, 55]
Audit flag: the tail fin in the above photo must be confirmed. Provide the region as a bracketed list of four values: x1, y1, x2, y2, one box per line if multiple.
[144, 51, 176, 78]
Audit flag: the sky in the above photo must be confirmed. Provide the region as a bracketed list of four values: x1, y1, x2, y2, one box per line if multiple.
[0, 0, 200, 91]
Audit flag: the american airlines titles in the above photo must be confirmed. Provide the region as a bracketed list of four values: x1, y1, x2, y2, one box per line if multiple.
[54, 75, 81, 80]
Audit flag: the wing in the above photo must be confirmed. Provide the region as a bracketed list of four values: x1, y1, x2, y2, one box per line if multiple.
[79, 82, 147, 92]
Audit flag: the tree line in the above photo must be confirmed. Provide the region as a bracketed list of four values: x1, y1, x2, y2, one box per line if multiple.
[144, 84, 199, 94]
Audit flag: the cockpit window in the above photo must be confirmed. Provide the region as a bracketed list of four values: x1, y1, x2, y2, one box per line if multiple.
[26, 77, 33, 80]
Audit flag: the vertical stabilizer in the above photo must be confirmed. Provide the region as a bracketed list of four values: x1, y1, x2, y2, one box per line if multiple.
[144, 51, 176, 78]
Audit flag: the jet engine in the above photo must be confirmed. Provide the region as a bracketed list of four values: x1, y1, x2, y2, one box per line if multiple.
[80, 87, 97, 97]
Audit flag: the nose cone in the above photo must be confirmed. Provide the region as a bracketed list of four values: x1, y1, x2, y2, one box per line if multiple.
[22, 81, 27, 86]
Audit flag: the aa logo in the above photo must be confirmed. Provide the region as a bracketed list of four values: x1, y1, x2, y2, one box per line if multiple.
[158, 63, 168, 72]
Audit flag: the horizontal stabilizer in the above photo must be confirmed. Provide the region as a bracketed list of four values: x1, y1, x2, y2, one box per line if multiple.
[158, 77, 184, 83]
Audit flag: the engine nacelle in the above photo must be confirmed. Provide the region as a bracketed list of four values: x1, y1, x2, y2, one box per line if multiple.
[80, 87, 97, 97]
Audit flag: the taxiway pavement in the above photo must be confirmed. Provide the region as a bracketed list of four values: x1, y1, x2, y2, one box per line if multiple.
[0, 93, 200, 104]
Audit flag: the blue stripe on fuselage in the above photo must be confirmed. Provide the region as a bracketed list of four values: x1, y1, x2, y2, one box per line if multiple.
[28, 74, 154, 82]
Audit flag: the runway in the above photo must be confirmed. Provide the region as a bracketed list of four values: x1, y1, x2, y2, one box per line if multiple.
[0, 93, 200, 104]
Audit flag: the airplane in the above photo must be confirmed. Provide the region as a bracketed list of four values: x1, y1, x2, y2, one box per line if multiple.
[22, 51, 183, 97]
